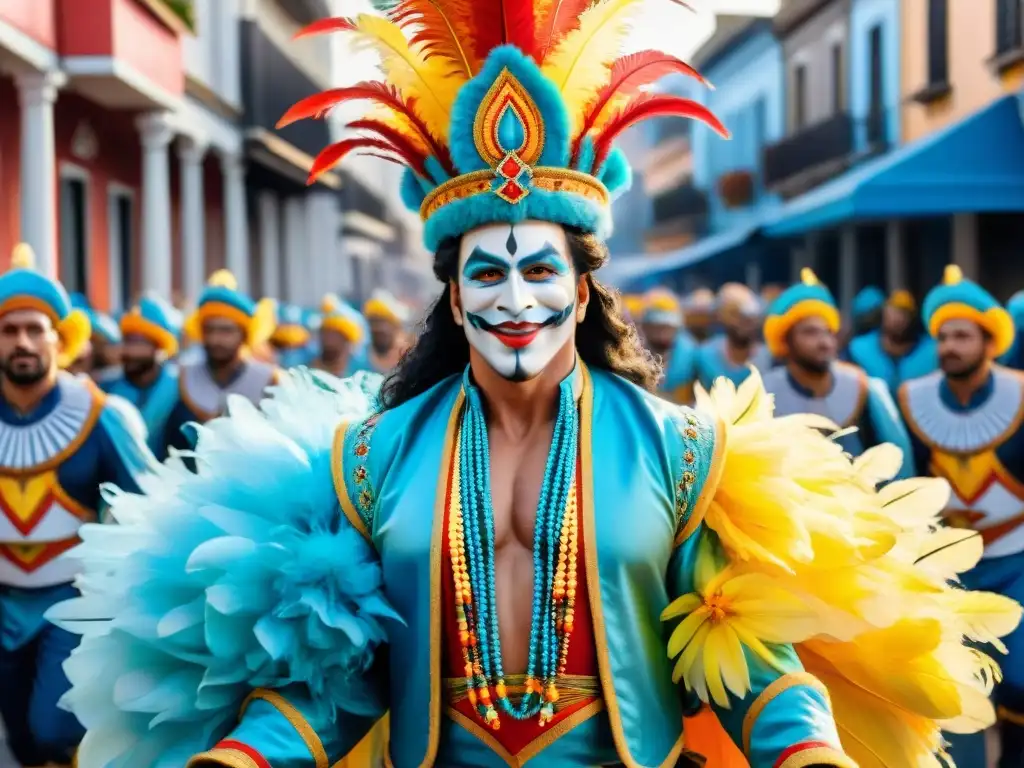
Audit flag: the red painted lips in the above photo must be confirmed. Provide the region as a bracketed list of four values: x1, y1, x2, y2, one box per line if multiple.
[489, 321, 541, 349]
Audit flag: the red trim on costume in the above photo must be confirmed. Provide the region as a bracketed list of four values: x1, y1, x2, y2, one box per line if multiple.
[773, 741, 833, 768]
[214, 740, 272, 768]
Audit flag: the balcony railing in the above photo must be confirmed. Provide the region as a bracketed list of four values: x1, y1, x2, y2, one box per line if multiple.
[763, 113, 854, 189]
[651, 183, 708, 225]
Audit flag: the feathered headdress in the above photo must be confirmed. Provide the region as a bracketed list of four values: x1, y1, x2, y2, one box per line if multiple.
[278, 0, 727, 250]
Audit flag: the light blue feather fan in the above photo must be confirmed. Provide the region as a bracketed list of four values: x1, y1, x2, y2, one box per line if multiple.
[47, 370, 396, 768]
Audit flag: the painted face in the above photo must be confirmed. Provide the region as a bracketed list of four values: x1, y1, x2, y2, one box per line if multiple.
[456, 221, 578, 381]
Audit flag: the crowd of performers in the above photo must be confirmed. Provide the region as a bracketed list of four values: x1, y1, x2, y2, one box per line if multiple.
[4, 0, 1024, 765]
[0, 248, 415, 767]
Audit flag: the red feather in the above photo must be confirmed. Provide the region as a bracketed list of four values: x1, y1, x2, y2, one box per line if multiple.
[293, 17, 357, 40]
[309, 138, 398, 184]
[277, 81, 456, 175]
[572, 51, 709, 162]
[591, 93, 729, 171]
[390, 0, 479, 77]
[472, 0, 538, 61]
[347, 118, 430, 176]
[534, 0, 592, 60]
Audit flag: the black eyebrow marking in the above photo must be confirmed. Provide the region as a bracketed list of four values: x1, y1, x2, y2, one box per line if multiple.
[506, 225, 518, 256]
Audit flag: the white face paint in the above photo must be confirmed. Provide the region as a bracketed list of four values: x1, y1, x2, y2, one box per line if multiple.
[456, 221, 578, 381]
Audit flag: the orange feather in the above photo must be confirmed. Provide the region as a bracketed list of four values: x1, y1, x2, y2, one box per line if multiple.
[347, 118, 430, 176]
[573, 50, 708, 160]
[591, 93, 728, 170]
[277, 82, 456, 175]
[534, 0, 592, 60]
[293, 16, 357, 39]
[309, 138, 400, 184]
[390, 0, 480, 78]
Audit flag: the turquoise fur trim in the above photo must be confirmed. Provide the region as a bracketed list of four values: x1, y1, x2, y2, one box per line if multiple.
[424, 155, 449, 186]
[923, 279, 1002, 325]
[401, 167, 428, 211]
[1008, 291, 1024, 325]
[576, 136, 596, 176]
[1, 270, 74, 319]
[767, 283, 836, 319]
[449, 46, 571, 173]
[598, 148, 632, 197]
[199, 284, 256, 317]
[424, 185, 612, 250]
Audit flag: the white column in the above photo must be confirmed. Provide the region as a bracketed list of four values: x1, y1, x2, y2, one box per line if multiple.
[839, 225, 858, 321]
[885, 220, 906, 292]
[952, 213, 979, 281]
[258, 191, 281, 298]
[304, 195, 322, 306]
[137, 112, 175, 296]
[283, 196, 307, 303]
[221, 151, 250, 293]
[178, 136, 207, 304]
[17, 71, 64, 278]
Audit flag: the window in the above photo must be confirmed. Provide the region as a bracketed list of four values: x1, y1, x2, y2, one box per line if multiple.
[868, 25, 885, 144]
[830, 42, 844, 114]
[793, 64, 807, 130]
[107, 187, 134, 311]
[996, 0, 1024, 55]
[58, 167, 89, 294]
[927, 0, 949, 85]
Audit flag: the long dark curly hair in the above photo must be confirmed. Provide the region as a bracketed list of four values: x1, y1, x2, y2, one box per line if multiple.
[380, 226, 661, 409]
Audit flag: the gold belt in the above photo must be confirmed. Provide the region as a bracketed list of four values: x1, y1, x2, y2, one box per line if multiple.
[444, 674, 601, 708]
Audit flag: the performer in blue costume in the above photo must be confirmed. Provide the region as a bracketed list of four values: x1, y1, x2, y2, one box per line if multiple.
[0, 245, 153, 768]
[312, 294, 366, 378]
[898, 265, 1024, 768]
[761, 269, 914, 470]
[161, 270, 278, 455]
[849, 289, 937, 393]
[351, 289, 410, 375]
[271, 302, 315, 369]
[639, 288, 696, 404]
[49, 5, 1020, 768]
[695, 283, 771, 390]
[102, 293, 182, 460]
[68, 293, 123, 384]
[850, 286, 885, 342]
[999, 290, 1024, 371]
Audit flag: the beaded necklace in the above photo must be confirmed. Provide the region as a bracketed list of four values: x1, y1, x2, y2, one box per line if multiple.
[449, 369, 580, 730]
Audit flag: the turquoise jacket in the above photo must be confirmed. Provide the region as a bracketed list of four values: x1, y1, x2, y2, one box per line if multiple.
[102, 364, 179, 459]
[848, 331, 938, 393]
[198, 365, 848, 768]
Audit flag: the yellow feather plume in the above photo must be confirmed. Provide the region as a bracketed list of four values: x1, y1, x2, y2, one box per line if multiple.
[207, 269, 238, 290]
[665, 367, 1023, 766]
[353, 13, 463, 141]
[540, 0, 641, 138]
[10, 243, 35, 270]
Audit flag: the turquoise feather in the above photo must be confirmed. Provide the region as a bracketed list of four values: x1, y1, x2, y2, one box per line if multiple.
[46, 369, 396, 768]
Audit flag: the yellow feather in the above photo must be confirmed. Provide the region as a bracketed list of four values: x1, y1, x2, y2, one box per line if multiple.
[914, 527, 984, 582]
[853, 443, 905, 487]
[878, 478, 951, 530]
[353, 14, 463, 141]
[942, 589, 1023, 652]
[9, 243, 35, 270]
[366, 104, 431, 153]
[540, 0, 640, 137]
[207, 269, 237, 290]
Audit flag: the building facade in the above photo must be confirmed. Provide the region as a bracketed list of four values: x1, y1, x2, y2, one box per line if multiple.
[0, 0, 195, 309]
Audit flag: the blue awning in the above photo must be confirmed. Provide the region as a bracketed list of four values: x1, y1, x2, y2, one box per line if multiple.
[599, 221, 762, 287]
[765, 95, 1024, 237]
